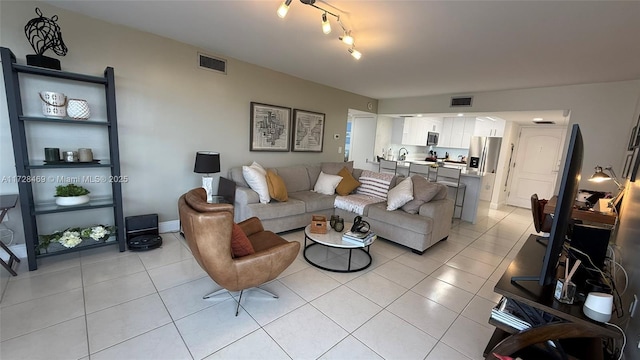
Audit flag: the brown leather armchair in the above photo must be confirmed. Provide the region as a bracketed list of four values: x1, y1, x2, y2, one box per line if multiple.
[531, 193, 553, 234]
[178, 188, 300, 316]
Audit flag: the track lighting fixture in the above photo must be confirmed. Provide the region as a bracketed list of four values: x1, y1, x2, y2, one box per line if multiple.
[277, 0, 292, 18]
[321, 12, 331, 34]
[277, 0, 362, 59]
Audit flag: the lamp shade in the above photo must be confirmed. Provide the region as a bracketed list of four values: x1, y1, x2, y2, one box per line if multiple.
[194, 152, 220, 174]
[589, 166, 610, 183]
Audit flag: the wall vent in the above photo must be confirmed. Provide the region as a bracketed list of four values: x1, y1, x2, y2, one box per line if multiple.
[450, 96, 473, 107]
[198, 52, 227, 74]
[533, 120, 556, 125]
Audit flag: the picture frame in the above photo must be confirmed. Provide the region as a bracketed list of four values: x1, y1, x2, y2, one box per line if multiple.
[629, 126, 638, 151]
[622, 152, 633, 178]
[292, 109, 325, 152]
[630, 146, 640, 182]
[250, 102, 291, 152]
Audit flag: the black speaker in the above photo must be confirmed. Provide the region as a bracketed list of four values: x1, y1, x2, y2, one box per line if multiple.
[569, 224, 611, 287]
[125, 214, 162, 251]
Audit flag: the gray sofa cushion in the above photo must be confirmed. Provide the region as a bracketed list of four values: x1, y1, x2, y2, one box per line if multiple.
[288, 191, 336, 213]
[275, 166, 311, 193]
[247, 198, 306, 220]
[229, 167, 249, 188]
[367, 202, 433, 234]
[306, 164, 321, 187]
[401, 176, 447, 214]
[321, 161, 353, 175]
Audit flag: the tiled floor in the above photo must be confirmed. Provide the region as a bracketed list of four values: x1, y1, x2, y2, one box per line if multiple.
[0, 202, 536, 360]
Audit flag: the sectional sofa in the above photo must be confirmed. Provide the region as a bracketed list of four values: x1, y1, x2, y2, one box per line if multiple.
[227, 162, 454, 254]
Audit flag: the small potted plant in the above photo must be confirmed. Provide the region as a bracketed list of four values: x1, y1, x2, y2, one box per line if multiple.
[55, 183, 90, 206]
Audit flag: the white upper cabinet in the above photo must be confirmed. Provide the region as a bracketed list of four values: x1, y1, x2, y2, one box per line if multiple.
[474, 117, 506, 137]
[440, 117, 475, 148]
[393, 117, 443, 146]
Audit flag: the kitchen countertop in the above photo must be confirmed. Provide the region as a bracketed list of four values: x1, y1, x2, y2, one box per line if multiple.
[366, 159, 484, 178]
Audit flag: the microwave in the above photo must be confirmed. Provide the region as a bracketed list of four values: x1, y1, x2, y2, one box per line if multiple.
[427, 131, 439, 146]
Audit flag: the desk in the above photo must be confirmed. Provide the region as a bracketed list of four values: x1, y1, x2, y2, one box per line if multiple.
[0, 194, 20, 275]
[544, 195, 617, 225]
[484, 234, 620, 359]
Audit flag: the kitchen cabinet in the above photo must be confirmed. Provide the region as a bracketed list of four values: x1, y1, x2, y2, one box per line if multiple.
[1, 47, 125, 271]
[474, 117, 506, 137]
[440, 117, 476, 148]
[393, 117, 443, 146]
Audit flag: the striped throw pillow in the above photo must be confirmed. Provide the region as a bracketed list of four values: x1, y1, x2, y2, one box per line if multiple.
[356, 170, 394, 200]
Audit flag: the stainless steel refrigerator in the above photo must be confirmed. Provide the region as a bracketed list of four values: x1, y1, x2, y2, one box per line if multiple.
[467, 136, 502, 173]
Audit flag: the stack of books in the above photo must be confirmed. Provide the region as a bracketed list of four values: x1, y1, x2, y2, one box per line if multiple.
[490, 297, 532, 331]
[342, 231, 376, 246]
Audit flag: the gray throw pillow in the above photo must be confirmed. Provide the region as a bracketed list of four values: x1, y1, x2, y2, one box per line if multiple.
[401, 175, 443, 214]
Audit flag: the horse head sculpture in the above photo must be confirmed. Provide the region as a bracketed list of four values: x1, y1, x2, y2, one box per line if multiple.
[23, 8, 68, 69]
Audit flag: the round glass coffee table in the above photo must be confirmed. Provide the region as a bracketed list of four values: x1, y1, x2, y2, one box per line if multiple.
[303, 223, 373, 273]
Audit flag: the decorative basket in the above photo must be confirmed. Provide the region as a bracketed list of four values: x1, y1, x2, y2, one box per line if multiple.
[310, 215, 327, 234]
[39, 91, 67, 118]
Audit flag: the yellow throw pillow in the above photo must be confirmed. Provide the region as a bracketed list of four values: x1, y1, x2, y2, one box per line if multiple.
[266, 169, 288, 202]
[336, 166, 361, 196]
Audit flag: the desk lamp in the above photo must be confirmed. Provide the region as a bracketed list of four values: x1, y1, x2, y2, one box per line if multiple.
[589, 165, 623, 211]
[194, 151, 220, 203]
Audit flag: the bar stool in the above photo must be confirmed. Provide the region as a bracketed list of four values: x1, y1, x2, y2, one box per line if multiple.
[408, 163, 430, 179]
[379, 159, 397, 175]
[436, 167, 466, 219]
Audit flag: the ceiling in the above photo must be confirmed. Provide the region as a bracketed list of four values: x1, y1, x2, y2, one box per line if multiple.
[46, 0, 640, 101]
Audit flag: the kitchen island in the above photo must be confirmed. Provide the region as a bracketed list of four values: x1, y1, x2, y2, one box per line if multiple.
[367, 159, 484, 224]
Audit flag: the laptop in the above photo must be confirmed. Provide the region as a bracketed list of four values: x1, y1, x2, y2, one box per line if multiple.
[211, 177, 236, 204]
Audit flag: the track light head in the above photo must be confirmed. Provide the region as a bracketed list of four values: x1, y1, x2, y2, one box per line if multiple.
[321, 12, 331, 34]
[277, 0, 292, 18]
[348, 48, 362, 60]
[340, 31, 354, 46]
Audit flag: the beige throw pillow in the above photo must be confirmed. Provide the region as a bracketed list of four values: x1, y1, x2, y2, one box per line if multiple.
[401, 175, 443, 214]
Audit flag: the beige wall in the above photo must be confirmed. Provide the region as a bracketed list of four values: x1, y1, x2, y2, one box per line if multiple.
[379, 81, 640, 193]
[0, 1, 377, 234]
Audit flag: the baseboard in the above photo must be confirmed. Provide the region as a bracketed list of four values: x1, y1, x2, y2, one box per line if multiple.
[159, 220, 180, 233]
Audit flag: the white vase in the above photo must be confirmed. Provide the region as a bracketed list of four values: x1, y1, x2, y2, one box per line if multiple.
[67, 99, 90, 119]
[55, 195, 90, 206]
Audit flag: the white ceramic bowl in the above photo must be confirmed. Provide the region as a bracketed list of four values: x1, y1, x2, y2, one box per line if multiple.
[55, 195, 90, 206]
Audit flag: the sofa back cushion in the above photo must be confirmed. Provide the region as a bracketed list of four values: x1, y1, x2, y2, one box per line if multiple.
[321, 161, 353, 175]
[274, 166, 311, 193]
[229, 166, 250, 188]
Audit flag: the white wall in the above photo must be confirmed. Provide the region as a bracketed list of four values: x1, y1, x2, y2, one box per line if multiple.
[379, 81, 640, 194]
[0, 1, 377, 241]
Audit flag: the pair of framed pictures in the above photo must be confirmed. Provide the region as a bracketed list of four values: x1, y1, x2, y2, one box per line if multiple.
[249, 102, 325, 152]
[625, 114, 640, 181]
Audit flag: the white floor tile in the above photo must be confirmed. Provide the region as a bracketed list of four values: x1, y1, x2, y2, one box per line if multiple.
[426, 341, 472, 360]
[411, 276, 474, 313]
[90, 323, 191, 360]
[159, 276, 227, 321]
[87, 293, 172, 353]
[461, 296, 498, 329]
[0, 316, 88, 360]
[477, 280, 502, 303]
[446, 254, 497, 279]
[263, 304, 348, 359]
[353, 310, 437, 360]
[175, 298, 260, 359]
[1, 288, 85, 341]
[206, 328, 290, 360]
[431, 265, 486, 293]
[372, 259, 427, 288]
[1, 266, 82, 307]
[137, 235, 193, 270]
[345, 271, 407, 307]
[239, 280, 306, 326]
[312, 285, 382, 332]
[320, 335, 383, 360]
[147, 258, 207, 291]
[387, 291, 458, 339]
[441, 315, 495, 360]
[394, 252, 443, 275]
[459, 247, 505, 267]
[84, 270, 156, 314]
[81, 253, 146, 286]
[279, 267, 340, 301]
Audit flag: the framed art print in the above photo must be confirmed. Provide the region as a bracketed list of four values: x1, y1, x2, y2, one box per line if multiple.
[623, 152, 633, 178]
[250, 102, 291, 152]
[628, 126, 638, 151]
[292, 109, 325, 152]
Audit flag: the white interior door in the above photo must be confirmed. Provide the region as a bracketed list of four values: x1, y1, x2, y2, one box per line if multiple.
[507, 126, 566, 208]
[349, 115, 377, 169]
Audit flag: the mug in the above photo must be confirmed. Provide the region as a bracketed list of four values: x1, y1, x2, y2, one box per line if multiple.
[63, 151, 78, 162]
[78, 148, 93, 162]
[44, 147, 60, 162]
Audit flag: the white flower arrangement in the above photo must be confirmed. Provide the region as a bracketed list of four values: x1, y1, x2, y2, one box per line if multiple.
[39, 224, 115, 250]
[58, 230, 82, 248]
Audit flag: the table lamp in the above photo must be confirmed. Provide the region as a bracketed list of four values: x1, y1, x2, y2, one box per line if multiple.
[589, 165, 623, 212]
[194, 151, 220, 203]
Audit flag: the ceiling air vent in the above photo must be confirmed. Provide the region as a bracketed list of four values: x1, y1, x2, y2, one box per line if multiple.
[198, 52, 227, 74]
[450, 96, 473, 107]
[533, 120, 556, 125]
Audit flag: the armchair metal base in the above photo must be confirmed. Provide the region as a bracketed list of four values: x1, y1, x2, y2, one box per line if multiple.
[203, 286, 279, 316]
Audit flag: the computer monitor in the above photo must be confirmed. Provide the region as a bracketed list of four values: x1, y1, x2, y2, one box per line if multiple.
[512, 124, 584, 286]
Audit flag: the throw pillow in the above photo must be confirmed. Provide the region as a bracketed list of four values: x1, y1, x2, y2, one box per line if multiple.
[314, 171, 343, 195]
[242, 163, 270, 204]
[387, 177, 414, 211]
[266, 169, 288, 202]
[250, 161, 266, 175]
[401, 175, 443, 214]
[231, 223, 255, 258]
[321, 161, 354, 175]
[356, 170, 394, 200]
[335, 166, 361, 196]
